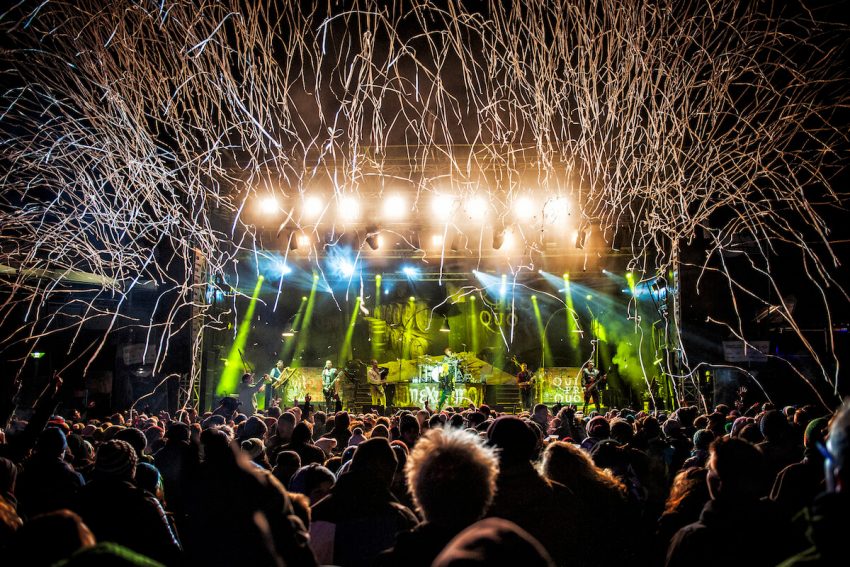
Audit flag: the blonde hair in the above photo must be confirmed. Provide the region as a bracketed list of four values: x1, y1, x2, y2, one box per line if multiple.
[405, 426, 499, 526]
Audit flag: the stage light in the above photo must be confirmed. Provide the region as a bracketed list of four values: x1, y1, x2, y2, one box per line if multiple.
[515, 196, 535, 220]
[340, 260, 355, 277]
[626, 272, 634, 280]
[303, 195, 323, 218]
[402, 266, 418, 278]
[465, 195, 487, 221]
[339, 196, 360, 221]
[302, 296, 307, 301]
[432, 234, 443, 247]
[259, 196, 278, 215]
[531, 295, 537, 300]
[409, 296, 416, 302]
[544, 196, 570, 223]
[276, 262, 292, 276]
[384, 194, 407, 219]
[313, 273, 319, 280]
[30, 351, 45, 359]
[440, 316, 450, 332]
[281, 330, 295, 337]
[499, 274, 507, 298]
[563, 273, 569, 279]
[296, 234, 311, 248]
[586, 294, 593, 300]
[432, 193, 454, 214]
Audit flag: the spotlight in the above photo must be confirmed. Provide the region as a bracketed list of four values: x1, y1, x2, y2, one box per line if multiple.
[431, 234, 443, 247]
[339, 196, 360, 221]
[296, 234, 311, 249]
[440, 316, 450, 332]
[259, 196, 278, 215]
[402, 266, 419, 278]
[586, 294, 593, 300]
[384, 194, 407, 219]
[277, 262, 292, 275]
[531, 295, 537, 300]
[303, 195, 323, 219]
[432, 193, 454, 215]
[465, 195, 487, 221]
[515, 197, 535, 220]
[544, 196, 570, 223]
[563, 273, 569, 279]
[340, 261, 355, 277]
[409, 296, 416, 302]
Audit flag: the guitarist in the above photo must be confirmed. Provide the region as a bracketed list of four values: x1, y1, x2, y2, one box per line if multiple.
[266, 360, 284, 410]
[581, 361, 606, 415]
[321, 360, 340, 412]
[516, 362, 535, 411]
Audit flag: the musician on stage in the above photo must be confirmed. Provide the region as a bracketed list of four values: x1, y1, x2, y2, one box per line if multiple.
[321, 360, 339, 412]
[516, 362, 535, 411]
[437, 347, 456, 411]
[266, 360, 284, 410]
[367, 359, 386, 408]
[239, 372, 270, 415]
[581, 360, 604, 414]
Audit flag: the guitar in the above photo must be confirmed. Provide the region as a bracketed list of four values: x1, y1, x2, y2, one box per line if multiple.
[271, 367, 297, 389]
[322, 369, 340, 399]
[583, 369, 607, 394]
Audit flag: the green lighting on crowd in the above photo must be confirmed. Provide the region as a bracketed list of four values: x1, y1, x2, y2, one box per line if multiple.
[217, 276, 264, 395]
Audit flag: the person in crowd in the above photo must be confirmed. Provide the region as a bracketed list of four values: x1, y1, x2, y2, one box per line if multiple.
[183, 427, 315, 566]
[759, 409, 803, 483]
[431, 517, 555, 567]
[398, 412, 421, 449]
[666, 437, 796, 567]
[279, 421, 325, 465]
[681, 429, 714, 469]
[9, 509, 96, 566]
[74, 439, 180, 565]
[485, 416, 582, 566]
[655, 467, 710, 564]
[289, 463, 336, 505]
[771, 416, 829, 516]
[778, 399, 849, 566]
[321, 409, 352, 451]
[310, 437, 418, 566]
[378, 426, 499, 567]
[15, 427, 84, 519]
[266, 411, 296, 460]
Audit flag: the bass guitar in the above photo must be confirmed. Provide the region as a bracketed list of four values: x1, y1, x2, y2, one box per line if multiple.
[583, 369, 608, 394]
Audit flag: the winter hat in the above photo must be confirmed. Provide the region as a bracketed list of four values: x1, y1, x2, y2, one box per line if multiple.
[242, 416, 268, 440]
[370, 424, 390, 439]
[314, 437, 337, 456]
[662, 419, 682, 438]
[165, 422, 191, 443]
[114, 427, 148, 458]
[95, 440, 138, 480]
[36, 427, 68, 458]
[134, 462, 162, 495]
[804, 417, 830, 449]
[693, 429, 715, 450]
[586, 416, 611, 439]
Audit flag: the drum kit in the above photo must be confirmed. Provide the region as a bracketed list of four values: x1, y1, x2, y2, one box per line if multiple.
[413, 353, 473, 384]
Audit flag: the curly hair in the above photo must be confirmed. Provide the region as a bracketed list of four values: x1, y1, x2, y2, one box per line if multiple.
[541, 440, 626, 495]
[405, 426, 499, 527]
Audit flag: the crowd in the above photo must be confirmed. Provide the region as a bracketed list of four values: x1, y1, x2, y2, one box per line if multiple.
[0, 372, 846, 566]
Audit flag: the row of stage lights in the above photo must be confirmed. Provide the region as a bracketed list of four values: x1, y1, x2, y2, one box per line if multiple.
[257, 193, 573, 224]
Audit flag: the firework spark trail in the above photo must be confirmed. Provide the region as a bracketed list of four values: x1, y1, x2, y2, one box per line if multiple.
[0, 1, 847, 404]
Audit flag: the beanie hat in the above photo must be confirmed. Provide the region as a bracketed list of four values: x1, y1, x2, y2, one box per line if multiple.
[36, 427, 68, 458]
[804, 417, 830, 449]
[134, 462, 162, 495]
[662, 419, 681, 438]
[165, 422, 191, 443]
[114, 427, 147, 458]
[95, 440, 138, 479]
[432, 518, 555, 567]
[587, 416, 611, 439]
[693, 429, 715, 450]
[370, 424, 390, 439]
[242, 416, 268, 440]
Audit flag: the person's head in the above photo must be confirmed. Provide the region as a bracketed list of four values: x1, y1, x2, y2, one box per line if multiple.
[407, 427, 499, 527]
[241, 372, 253, 384]
[586, 361, 594, 370]
[35, 427, 67, 460]
[825, 399, 850, 492]
[532, 404, 549, 422]
[325, 360, 333, 369]
[113, 427, 147, 459]
[542, 440, 624, 495]
[276, 360, 284, 369]
[444, 347, 453, 356]
[399, 413, 420, 447]
[760, 409, 790, 443]
[431, 518, 555, 567]
[276, 411, 296, 438]
[487, 416, 539, 464]
[707, 437, 766, 500]
[289, 464, 336, 504]
[94, 439, 138, 481]
[10, 510, 95, 566]
[350, 437, 397, 485]
[273, 451, 302, 488]
[586, 416, 610, 440]
[664, 467, 710, 516]
[371, 359, 378, 368]
[520, 363, 527, 371]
